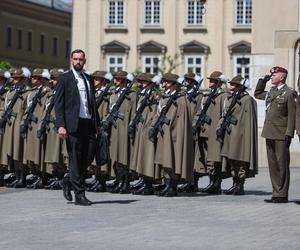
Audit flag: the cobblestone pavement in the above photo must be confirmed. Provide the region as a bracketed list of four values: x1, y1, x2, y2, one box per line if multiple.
[1, 167, 300, 250]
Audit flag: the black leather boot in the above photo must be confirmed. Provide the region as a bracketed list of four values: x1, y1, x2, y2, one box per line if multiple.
[119, 171, 131, 194]
[223, 177, 238, 195]
[233, 178, 245, 195]
[60, 174, 73, 201]
[202, 175, 222, 195]
[110, 168, 124, 193]
[74, 192, 92, 206]
[199, 175, 214, 193]
[14, 168, 27, 188]
[4, 173, 16, 186]
[133, 177, 154, 195]
[130, 177, 145, 192]
[164, 178, 178, 197]
[178, 172, 199, 193]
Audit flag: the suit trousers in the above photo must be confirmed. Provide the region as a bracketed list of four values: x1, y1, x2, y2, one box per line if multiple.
[266, 139, 290, 198]
[66, 118, 96, 194]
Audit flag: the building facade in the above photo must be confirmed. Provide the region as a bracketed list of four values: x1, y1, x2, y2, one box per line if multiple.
[72, 0, 252, 88]
[0, 0, 72, 69]
[73, 0, 300, 166]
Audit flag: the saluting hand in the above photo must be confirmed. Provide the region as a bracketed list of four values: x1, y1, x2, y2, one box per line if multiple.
[58, 127, 68, 140]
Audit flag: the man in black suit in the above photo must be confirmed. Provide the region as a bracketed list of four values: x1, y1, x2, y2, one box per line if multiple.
[55, 49, 100, 206]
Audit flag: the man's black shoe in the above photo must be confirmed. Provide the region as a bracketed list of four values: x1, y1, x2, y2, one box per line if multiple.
[264, 197, 288, 203]
[74, 195, 92, 206]
[61, 178, 72, 201]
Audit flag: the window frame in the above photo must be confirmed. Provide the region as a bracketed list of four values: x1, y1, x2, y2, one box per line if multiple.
[235, 0, 252, 26]
[144, 0, 161, 26]
[106, 54, 126, 73]
[17, 29, 23, 50]
[142, 54, 161, 74]
[186, 0, 205, 26]
[40, 33, 45, 54]
[107, 0, 125, 26]
[184, 54, 204, 76]
[233, 54, 252, 88]
[53, 37, 58, 56]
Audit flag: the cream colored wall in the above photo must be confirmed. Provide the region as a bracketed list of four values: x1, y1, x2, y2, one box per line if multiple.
[73, 0, 252, 80]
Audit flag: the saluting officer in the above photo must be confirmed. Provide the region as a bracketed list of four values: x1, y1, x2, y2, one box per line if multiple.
[255, 66, 296, 203]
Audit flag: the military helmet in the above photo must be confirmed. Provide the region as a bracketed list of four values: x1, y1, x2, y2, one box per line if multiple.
[32, 68, 50, 80]
[136, 73, 154, 82]
[228, 75, 250, 89]
[184, 72, 202, 85]
[49, 68, 64, 78]
[114, 71, 134, 82]
[162, 73, 184, 85]
[10, 67, 31, 78]
[92, 70, 113, 81]
[207, 71, 227, 83]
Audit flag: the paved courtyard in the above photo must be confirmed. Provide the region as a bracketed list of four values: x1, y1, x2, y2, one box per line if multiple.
[1, 167, 300, 250]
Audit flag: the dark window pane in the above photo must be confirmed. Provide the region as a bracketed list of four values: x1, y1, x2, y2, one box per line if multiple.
[17, 29, 22, 49]
[65, 40, 70, 58]
[145, 58, 151, 64]
[117, 57, 122, 64]
[40, 34, 45, 53]
[53, 37, 58, 56]
[28, 31, 32, 51]
[7, 27, 12, 48]
[110, 57, 115, 64]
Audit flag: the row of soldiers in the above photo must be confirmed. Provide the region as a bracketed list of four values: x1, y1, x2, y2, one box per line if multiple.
[0, 66, 258, 197]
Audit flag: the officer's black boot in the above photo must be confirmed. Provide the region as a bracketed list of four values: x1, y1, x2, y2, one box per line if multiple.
[0, 167, 7, 187]
[203, 175, 222, 195]
[120, 170, 131, 194]
[233, 178, 245, 195]
[74, 191, 92, 206]
[15, 168, 27, 188]
[7, 171, 18, 188]
[223, 177, 238, 195]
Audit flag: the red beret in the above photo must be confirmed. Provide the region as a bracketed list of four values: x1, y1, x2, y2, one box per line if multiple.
[271, 66, 288, 74]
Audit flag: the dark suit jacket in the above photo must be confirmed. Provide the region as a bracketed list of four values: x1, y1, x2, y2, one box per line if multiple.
[54, 70, 100, 133]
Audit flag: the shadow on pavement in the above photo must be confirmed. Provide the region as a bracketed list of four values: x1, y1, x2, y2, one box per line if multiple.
[91, 199, 140, 205]
[244, 190, 272, 196]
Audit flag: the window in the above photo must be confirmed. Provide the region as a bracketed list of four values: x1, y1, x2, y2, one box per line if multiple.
[6, 27, 12, 48]
[142, 55, 160, 74]
[65, 39, 70, 58]
[235, 0, 252, 25]
[107, 55, 125, 73]
[233, 55, 251, 80]
[53, 37, 58, 56]
[28, 31, 32, 51]
[144, 0, 160, 25]
[17, 29, 23, 49]
[40, 34, 45, 53]
[108, 0, 124, 25]
[187, 0, 204, 25]
[185, 55, 203, 75]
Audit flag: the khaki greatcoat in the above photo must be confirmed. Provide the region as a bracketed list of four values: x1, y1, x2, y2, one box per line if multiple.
[154, 92, 194, 181]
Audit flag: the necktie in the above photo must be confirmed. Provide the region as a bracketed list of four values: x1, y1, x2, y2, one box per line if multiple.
[80, 73, 91, 114]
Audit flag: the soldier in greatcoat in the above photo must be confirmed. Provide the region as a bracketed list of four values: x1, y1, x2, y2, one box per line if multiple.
[22, 68, 51, 188]
[85, 70, 113, 192]
[197, 71, 229, 194]
[106, 71, 137, 194]
[129, 73, 161, 195]
[255, 66, 296, 203]
[219, 75, 258, 195]
[42, 69, 66, 190]
[0, 69, 11, 186]
[2, 67, 31, 188]
[178, 72, 204, 193]
[152, 73, 194, 197]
